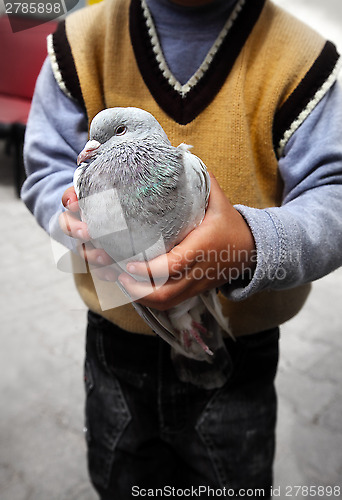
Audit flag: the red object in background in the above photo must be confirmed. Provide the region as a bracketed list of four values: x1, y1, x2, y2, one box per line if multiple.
[0, 14, 57, 125]
[0, 14, 57, 195]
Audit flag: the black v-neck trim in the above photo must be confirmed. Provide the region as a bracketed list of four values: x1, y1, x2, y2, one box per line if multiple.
[129, 0, 266, 125]
[52, 21, 85, 108]
[273, 41, 340, 156]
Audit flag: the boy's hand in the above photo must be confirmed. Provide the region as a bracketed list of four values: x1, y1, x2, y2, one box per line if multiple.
[118, 175, 256, 310]
[59, 186, 117, 280]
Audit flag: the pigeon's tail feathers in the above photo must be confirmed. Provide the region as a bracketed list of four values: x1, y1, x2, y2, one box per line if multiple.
[133, 303, 180, 346]
[115, 280, 185, 349]
[116, 281, 232, 389]
[135, 302, 210, 359]
[116, 280, 213, 359]
[200, 290, 235, 341]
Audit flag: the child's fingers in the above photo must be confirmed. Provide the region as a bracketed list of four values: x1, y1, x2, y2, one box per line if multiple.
[59, 210, 90, 240]
[92, 264, 121, 282]
[77, 241, 113, 267]
[126, 229, 202, 280]
[126, 252, 171, 280]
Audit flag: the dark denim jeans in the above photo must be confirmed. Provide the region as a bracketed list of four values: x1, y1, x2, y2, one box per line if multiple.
[84, 311, 279, 500]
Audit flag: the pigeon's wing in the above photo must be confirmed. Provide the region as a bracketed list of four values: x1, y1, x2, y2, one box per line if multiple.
[116, 281, 177, 341]
[176, 147, 235, 340]
[178, 143, 211, 209]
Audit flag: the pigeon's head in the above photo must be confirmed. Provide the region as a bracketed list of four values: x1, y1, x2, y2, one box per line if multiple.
[91, 107, 169, 144]
[77, 107, 169, 165]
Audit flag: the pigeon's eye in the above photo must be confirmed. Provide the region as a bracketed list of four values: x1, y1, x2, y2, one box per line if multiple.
[115, 125, 127, 136]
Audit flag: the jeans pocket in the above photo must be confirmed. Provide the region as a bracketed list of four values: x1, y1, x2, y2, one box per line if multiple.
[196, 381, 276, 493]
[84, 351, 132, 490]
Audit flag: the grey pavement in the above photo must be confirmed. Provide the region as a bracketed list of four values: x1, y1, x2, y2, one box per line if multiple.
[1, 1, 342, 498]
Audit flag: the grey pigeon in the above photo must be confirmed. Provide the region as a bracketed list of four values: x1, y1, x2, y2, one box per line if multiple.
[74, 107, 233, 388]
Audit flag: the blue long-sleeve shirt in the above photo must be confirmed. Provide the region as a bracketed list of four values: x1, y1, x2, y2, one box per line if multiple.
[22, 0, 342, 301]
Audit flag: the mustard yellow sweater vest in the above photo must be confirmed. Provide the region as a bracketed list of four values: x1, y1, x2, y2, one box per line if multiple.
[49, 0, 339, 335]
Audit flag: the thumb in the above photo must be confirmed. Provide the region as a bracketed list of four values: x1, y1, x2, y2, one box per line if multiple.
[207, 172, 233, 213]
[62, 185, 79, 212]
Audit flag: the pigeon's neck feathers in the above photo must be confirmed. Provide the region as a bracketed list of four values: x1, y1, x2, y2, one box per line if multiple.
[91, 137, 182, 190]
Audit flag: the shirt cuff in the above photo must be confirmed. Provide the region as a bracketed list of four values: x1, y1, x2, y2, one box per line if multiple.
[220, 204, 284, 301]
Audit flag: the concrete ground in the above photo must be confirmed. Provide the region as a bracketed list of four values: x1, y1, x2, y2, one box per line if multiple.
[0, 1, 342, 498]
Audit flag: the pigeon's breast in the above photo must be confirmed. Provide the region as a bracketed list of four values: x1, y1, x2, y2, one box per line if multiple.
[77, 139, 205, 263]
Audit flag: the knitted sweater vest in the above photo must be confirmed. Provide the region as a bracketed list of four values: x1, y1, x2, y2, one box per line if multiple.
[49, 0, 340, 336]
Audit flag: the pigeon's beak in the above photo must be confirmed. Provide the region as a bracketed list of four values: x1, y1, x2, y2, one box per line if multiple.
[77, 140, 101, 165]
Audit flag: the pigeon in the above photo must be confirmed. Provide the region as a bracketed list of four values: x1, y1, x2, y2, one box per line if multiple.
[74, 107, 234, 388]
